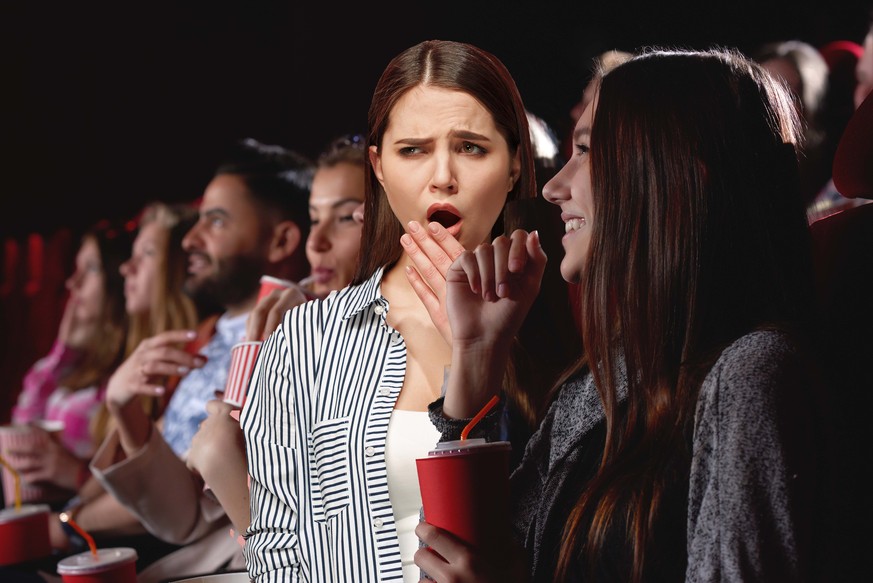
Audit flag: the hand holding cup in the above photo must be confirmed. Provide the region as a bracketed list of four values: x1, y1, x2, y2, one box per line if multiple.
[105, 329, 204, 411]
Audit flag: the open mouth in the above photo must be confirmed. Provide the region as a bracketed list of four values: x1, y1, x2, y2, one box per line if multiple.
[427, 208, 461, 230]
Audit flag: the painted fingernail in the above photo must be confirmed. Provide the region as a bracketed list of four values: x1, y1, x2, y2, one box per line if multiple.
[178, 366, 190, 374]
[154, 386, 166, 395]
[498, 283, 508, 298]
[186, 330, 197, 339]
[407, 221, 420, 233]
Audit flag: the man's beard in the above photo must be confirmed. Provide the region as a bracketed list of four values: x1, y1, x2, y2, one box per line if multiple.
[184, 252, 264, 311]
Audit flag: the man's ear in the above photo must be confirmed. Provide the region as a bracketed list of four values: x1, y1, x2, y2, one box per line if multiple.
[268, 220, 302, 263]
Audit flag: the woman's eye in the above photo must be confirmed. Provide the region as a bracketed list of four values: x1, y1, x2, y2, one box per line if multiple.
[461, 142, 486, 154]
[575, 143, 590, 156]
[399, 146, 423, 156]
[338, 214, 356, 223]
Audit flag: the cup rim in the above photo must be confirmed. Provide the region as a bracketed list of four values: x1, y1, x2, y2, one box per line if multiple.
[423, 439, 512, 457]
[56, 547, 138, 574]
[259, 275, 295, 287]
[231, 340, 264, 350]
[0, 503, 51, 523]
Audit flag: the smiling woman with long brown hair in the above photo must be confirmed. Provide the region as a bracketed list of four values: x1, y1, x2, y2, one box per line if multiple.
[413, 47, 823, 583]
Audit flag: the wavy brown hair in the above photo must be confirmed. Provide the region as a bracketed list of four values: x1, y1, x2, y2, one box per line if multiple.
[556, 48, 813, 581]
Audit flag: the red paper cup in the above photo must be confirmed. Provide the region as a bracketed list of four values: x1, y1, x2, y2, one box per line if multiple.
[415, 439, 512, 560]
[0, 421, 67, 506]
[257, 275, 297, 304]
[0, 503, 51, 565]
[56, 547, 138, 583]
[223, 341, 262, 408]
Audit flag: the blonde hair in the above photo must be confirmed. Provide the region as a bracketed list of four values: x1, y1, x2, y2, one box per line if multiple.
[91, 202, 200, 443]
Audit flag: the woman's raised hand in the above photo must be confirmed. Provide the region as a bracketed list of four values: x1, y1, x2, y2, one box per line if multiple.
[446, 229, 546, 350]
[401, 221, 466, 345]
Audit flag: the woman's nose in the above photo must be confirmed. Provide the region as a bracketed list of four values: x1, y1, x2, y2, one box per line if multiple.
[542, 165, 570, 205]
[430, 153, 458, 194]
[307, 225, 331, 252]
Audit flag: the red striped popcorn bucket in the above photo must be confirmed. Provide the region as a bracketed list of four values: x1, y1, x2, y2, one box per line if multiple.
[223, 341, 262, 409]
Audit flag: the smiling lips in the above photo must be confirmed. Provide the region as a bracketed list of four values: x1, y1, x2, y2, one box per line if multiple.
[426, 203, 462, 236]
[187, 253, 210, 275]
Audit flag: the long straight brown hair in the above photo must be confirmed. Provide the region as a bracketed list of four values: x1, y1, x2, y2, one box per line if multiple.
[556, 49, 813, 581]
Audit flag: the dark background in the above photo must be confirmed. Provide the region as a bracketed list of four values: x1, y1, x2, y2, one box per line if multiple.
[2, 0, 872, 237]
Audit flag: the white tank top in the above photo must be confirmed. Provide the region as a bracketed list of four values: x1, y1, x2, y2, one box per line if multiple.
[385, 409, 441, 583]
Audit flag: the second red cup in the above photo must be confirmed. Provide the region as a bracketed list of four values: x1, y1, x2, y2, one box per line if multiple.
[257, 275, 296, 304]
[223, 341, 262, 409]
[415, 439, 512, 561]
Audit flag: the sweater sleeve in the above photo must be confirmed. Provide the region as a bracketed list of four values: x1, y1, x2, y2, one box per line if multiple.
[686, 331, 814, 583]
[427, 395, 505, 442]
[12, 339, 82, 423]
[90, 427, 229, 545]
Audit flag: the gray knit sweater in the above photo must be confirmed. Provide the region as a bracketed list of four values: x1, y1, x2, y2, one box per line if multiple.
[430, 330, 815, 582]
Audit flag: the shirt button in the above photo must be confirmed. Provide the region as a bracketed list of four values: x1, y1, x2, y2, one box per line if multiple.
[374, 305, 385, 315]
[365, 446, 375, 456]
[379, 387, 390, 396]
[373, 517, 384, 529]
[390, 334, 401, 345]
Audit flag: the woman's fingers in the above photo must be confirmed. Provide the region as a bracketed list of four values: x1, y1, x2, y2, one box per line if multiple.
[474, 243, 497, 301]
[404, 266, 440, 314]
[507, 229, 531, 274]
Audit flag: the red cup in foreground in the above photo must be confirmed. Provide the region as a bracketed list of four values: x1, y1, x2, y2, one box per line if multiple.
[0, 503, 51, 565]
[0, 420, 67, 506]
[416, 439, 512, 560]
[223, 341, 262, 409]
[56, 547, 138, 583]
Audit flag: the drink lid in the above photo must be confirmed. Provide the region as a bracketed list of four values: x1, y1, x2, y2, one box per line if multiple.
[426, 439, 512, 457]
[0, 504, 50, 524]
[57, 547, 138, 574]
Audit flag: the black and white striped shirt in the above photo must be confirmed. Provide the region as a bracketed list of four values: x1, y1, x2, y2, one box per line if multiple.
[241, 267, 411, 581]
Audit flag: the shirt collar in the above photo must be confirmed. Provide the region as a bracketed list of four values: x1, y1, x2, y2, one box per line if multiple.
[340, 266, 388, 322]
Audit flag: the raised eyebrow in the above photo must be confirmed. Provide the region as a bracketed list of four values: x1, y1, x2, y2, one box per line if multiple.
[450, 129, 491, 142]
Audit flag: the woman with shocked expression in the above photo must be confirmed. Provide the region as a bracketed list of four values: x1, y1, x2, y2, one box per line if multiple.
[241, 40, 536, 582]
